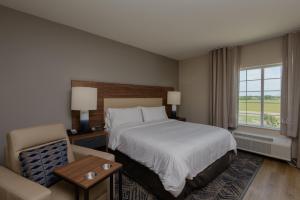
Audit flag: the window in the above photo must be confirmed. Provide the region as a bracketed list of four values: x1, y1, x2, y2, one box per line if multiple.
[239, 64, 282, 129]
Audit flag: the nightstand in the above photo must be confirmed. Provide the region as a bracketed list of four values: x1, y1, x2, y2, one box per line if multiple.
[170, 117, 186, 121]
[68, 130, 109, 152]
[176, 117, 186, 122]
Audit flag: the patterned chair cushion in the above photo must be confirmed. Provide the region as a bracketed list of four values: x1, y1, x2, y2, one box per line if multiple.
[19, 140, 68, 187]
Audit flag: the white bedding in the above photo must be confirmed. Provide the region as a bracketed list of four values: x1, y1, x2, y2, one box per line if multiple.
[108, 119, 237, 197]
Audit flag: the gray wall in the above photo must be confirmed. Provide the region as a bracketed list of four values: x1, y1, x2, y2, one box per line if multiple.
[0, 6, 178, 163]
[178, 55, 210, 124]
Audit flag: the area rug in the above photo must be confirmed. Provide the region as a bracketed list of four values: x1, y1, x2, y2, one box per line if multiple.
[115, 151, 263, 200]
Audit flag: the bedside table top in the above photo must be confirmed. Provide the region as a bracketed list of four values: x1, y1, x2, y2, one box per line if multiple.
[54, 155, 122, 189]
[68, 130, 108, 140]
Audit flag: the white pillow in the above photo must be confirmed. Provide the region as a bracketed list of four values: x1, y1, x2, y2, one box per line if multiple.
[141, 106, 168, 122]
[106, 107, 143, 128]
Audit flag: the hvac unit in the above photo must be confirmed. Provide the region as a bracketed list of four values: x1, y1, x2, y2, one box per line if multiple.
[233, 131, 292, 161]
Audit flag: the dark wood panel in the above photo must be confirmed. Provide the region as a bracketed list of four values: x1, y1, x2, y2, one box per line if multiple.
[71, 80, 174, 130]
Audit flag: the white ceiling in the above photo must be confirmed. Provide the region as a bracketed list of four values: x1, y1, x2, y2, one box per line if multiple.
[1, 0, 300, 60]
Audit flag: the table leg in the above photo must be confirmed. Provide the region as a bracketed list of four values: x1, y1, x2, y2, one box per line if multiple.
[119, 170, 122, 200]
[84, 189, 89, 200]
[110, 174, 114, 200]
[75, 186, 79, 200]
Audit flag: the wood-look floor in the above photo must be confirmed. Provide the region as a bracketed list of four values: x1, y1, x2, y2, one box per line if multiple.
[243, 157, 300, 200]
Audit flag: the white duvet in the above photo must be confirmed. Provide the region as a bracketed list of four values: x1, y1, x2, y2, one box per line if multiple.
[108, 119, 236, 197]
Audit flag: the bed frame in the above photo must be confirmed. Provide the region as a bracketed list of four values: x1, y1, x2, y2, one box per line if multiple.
[71, 80, 235, 199]
[112, 150, 235, 200]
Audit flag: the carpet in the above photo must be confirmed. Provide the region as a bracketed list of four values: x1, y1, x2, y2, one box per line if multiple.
[115, 151, 264, 200]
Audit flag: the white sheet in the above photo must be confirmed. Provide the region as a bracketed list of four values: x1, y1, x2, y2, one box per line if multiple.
[108, 120, 237, 197]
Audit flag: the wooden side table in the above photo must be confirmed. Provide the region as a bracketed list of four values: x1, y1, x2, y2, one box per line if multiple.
[68, 130, 109, 152]
[54, 155, 122, 200]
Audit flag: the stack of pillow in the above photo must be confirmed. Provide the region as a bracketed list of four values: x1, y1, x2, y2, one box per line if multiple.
[105, 106, 168, 130]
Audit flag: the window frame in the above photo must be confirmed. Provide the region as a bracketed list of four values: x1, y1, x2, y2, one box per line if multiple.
[238, 63, 282, 130]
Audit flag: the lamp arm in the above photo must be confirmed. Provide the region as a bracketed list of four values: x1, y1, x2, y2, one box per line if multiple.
[171, 105, 177, 112]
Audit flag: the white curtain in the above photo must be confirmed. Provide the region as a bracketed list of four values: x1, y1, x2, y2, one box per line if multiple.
[281, 32, 300, 168]
[209, 47, 241, 129]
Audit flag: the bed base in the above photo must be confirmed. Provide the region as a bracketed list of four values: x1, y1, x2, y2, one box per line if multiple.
[110, 150, 236, 200]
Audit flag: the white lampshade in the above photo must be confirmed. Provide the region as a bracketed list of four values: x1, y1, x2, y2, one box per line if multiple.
[167, 91, 181, 105]
[71, 87, 97, 111]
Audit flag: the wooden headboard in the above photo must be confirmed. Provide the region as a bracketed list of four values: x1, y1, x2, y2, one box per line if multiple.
[71, 80, 174, 130]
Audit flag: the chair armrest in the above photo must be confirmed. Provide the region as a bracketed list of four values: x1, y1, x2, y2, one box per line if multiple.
[71, 144, 115, 161]
[0, 166, 51, 200]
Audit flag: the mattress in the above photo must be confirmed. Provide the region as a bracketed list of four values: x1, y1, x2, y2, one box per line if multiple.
[108, 119, 237, 197]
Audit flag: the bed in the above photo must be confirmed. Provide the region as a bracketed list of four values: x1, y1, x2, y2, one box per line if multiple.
[108, 119, 236, 199]
[104, 100, 236, 199]
[70, 81, 237, 200]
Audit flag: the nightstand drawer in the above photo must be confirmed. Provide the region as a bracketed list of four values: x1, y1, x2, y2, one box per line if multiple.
[68, 130, 109, 152]
[74, 136, 106, 149]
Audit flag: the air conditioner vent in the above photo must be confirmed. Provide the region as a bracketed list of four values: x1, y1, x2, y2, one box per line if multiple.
[235, 137, 271, 154]
[233, 131, 292, 161]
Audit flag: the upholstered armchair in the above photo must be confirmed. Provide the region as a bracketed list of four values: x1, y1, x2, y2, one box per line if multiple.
[0, 124, 114, 200]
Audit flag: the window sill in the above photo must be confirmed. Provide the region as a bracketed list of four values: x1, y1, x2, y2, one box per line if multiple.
[236, 125, 280, 136]
[238, 124, 280, 131]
